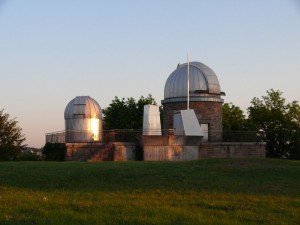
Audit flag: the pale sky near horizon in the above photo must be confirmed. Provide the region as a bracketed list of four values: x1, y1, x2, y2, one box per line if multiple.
[1, 0, 299, 148]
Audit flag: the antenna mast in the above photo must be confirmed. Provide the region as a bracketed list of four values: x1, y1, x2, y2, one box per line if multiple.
[187, 51, 190, 110]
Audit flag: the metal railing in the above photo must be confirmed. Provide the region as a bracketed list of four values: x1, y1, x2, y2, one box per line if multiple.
[103, 129, 142, 143]
[222, 131, 262, 142]
[45, 130, 143, 144]
[45, 130, 263, 144]
[46, 131, 65, 144]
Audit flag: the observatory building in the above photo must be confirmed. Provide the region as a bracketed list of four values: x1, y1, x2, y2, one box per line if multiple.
[162, 61, 224, 141]
[64, 96, 102, 143]
[45, 60, 265, 161]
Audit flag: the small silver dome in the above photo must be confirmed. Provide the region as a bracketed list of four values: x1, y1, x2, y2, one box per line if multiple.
[64, 96, 101, 119]
[64, 96, 102, 142]
[163, 61, 223, 103]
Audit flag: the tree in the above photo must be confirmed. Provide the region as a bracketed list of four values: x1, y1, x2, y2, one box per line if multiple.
[103, 94, 157, 130]
[286, 101, 300, 159]
[0, 109, 26, 160]
[222, 103, 247, 131]
[248, 89, 300, 159]
[222, 103, 256, 142]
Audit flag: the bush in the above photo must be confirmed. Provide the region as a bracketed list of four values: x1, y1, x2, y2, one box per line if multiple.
[43, 143, 66, 161]
[18, 151, 42, 161]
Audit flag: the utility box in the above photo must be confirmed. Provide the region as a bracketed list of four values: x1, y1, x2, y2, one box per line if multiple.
[143, 105, 162, 135]
[173, 109, 203, 136]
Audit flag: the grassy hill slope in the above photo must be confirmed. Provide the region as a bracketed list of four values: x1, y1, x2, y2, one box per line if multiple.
[0, 159, 299, 225]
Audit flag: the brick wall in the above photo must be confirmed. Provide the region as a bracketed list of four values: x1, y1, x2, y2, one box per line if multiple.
[198, 142, 266, 158]
[65, 142, 136, 161]
[144, 145, 199, 161]
[113, 142, 136, 161]
[65, 143, 103, 161]
[143, 142, 266, 161]
[162, 101, 223, 141]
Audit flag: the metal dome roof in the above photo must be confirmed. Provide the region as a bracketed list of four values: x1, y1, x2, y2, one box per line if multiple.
[64, 96, 102, 119]
[163, 61, 223, 103]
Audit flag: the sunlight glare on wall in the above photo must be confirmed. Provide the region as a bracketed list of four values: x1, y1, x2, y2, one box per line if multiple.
[90, 117, 100, 141]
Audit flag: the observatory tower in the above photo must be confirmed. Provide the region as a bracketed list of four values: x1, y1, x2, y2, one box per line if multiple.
[162, 61, 224, 141]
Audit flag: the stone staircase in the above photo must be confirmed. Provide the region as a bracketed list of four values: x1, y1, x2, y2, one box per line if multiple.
[88, 143, 115, 162]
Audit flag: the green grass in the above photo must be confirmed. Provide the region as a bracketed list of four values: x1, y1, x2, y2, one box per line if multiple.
[0, 159, 299, 225]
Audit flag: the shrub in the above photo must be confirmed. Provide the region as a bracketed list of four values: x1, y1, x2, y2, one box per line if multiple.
[43, 143, 66, 161]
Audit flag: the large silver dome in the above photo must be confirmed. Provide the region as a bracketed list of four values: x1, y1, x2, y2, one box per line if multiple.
[163, 61, 223, 103]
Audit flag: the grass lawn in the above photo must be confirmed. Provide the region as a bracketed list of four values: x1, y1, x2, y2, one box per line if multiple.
[0, 158, 299, 225]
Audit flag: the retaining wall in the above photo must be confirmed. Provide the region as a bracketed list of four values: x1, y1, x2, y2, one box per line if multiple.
[65, 142, 136, 161]
[143, 136, 265, 161]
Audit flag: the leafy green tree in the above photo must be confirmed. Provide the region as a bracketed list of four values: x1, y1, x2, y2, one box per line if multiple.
[248, 89, 300, 159]
[222, 103, 256, 142]
[0, 109, 26, 160]
[286, 101, 300, 159]
[222, 103, 247, 131]
[103, 94, 157, 130]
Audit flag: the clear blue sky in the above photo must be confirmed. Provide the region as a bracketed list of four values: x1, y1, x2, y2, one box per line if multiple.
[1, 0, 299, 147]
